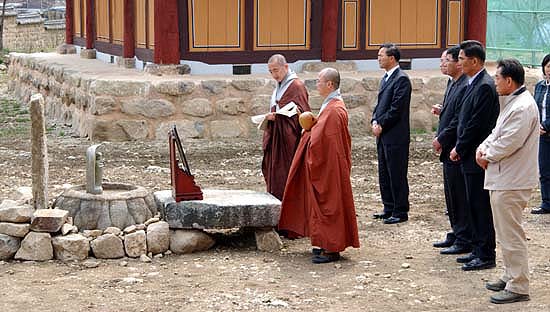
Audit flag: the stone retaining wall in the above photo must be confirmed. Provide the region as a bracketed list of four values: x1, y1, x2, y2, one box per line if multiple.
[7, 53, 542, 141]
[3, 14, 65, 53]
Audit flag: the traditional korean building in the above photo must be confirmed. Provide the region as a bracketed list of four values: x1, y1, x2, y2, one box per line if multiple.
[65, 0, 487, 70]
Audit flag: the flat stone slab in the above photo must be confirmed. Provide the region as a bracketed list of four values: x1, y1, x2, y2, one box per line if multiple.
[155, 189, 281, 229]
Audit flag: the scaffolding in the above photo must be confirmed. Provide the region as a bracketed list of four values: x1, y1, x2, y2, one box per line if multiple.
[487, 0, 550, 67]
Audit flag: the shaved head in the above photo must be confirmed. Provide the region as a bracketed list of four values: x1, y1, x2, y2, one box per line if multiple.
[319, 68, 340, 89]
[268, 54, 287, 66]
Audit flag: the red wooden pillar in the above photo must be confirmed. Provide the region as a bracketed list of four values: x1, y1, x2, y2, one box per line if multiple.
[466, 0, 487, 45]
[321, 0, 338, 62]
[123, 0, 135, 58]
[154, 0, 180, 64]
[85, 0, 94, 49]
[65, 0, 74, 44]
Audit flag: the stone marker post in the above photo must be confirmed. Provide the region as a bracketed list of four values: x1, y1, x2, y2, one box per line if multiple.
[30, 94, 48, 210]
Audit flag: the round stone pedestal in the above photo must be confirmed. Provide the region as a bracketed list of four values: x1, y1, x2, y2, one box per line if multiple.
[53, 183, 158, 230]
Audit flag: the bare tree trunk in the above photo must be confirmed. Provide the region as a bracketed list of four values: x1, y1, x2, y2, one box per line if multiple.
[0, 0, 7, 51]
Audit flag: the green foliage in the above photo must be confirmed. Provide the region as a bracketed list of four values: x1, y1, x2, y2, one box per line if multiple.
[410, 128, 429, 135]
[0, 98, 30, 139]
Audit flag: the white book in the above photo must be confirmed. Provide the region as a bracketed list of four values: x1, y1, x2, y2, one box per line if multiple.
[251, 102, 298, 130]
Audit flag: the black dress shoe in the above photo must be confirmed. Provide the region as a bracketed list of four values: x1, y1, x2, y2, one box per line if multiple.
[383, 216, 408, 224]
[440, 244, 472, 255]
[312, 252, 340, 264]
[456, 253, 476, 263]
[373, 212, 391, 219]
[461, 258, 496, 271]
[433, 233, 456, 248]
[312, 248, 324, 255]
[531, 207, 550, 214]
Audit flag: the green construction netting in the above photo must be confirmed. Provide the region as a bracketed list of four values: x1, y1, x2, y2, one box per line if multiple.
[487, 0, 550, 67]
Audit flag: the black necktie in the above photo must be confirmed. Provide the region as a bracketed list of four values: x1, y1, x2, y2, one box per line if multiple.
[380, 73, 388, 89]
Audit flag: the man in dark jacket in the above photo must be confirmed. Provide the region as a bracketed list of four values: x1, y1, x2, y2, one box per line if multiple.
[432, 45, 472, 255]
[371, 43, 412, 224]
[450, 40, 499, 271]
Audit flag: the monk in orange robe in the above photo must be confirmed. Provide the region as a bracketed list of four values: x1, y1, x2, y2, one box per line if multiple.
[262, 54, 310, 200]
[279, 68, 360, 264]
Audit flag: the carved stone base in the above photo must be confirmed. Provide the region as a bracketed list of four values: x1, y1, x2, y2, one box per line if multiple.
[301, 61, 357, 73]
[116, 57, 136, 69]
[144, 63, 191, 76]
[56, 44, 77, 55]
[80, 49, 97, 59]
[53, 183, 158, 231]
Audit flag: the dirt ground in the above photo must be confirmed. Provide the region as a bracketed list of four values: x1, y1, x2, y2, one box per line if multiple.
[1, 73, 549, 312]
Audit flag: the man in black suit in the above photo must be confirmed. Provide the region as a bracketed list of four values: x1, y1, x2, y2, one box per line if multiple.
[432, 45, 472, 255]
[371, 43, 411, 225]
[450, 40, 498, 271]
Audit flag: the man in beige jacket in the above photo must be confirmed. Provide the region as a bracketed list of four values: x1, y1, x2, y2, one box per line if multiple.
[476, 58, 539, 304]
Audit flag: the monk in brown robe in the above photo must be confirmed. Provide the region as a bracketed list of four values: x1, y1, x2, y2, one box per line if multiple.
[262, 54, 310, 200]
[279, 68, 360, 264]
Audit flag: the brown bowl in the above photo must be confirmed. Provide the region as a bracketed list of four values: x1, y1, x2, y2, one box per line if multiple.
[299, 112, 317, 131]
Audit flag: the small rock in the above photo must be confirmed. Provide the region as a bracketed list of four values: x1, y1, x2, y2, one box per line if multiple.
[153, 253, 163, 259]
[265, 299, 289, 307]
[61, 223, 77, 235]
[147, 271, 160, 277]
[334, 263, 342, 269]
[121, 277, 143, 284]
[146, 221, 169, 254]
[123, 225, 137, 234]
[91, 234, 125, 259]
[83, 230, 103, 238]
[0, 222, 31, 237]
[14, 232, 53, 261]
[119, 260, 128, 267]
[405, 255, 414, 259]
[140, 254, 152, 263]
[0, 204, 33, 223]
[52, 234, 90, 261]
[136, 224, 146, 231]
[104, 227, 122, 236]
[144, 217, 160, 226]
[401, 263, 411, 269]
[145, 166, 169, 174]
[164, 250, 172, 256]
[254, 229, 283, 252]
[0, 234, 21, 260]
[169, 230, 215, 254]
[30, 209, 69, 233]
[82, 259, 100, 268]
[124, 230, 147, 258]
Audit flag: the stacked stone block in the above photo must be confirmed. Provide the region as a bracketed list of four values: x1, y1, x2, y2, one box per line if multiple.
[0, 198, 214, 262]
